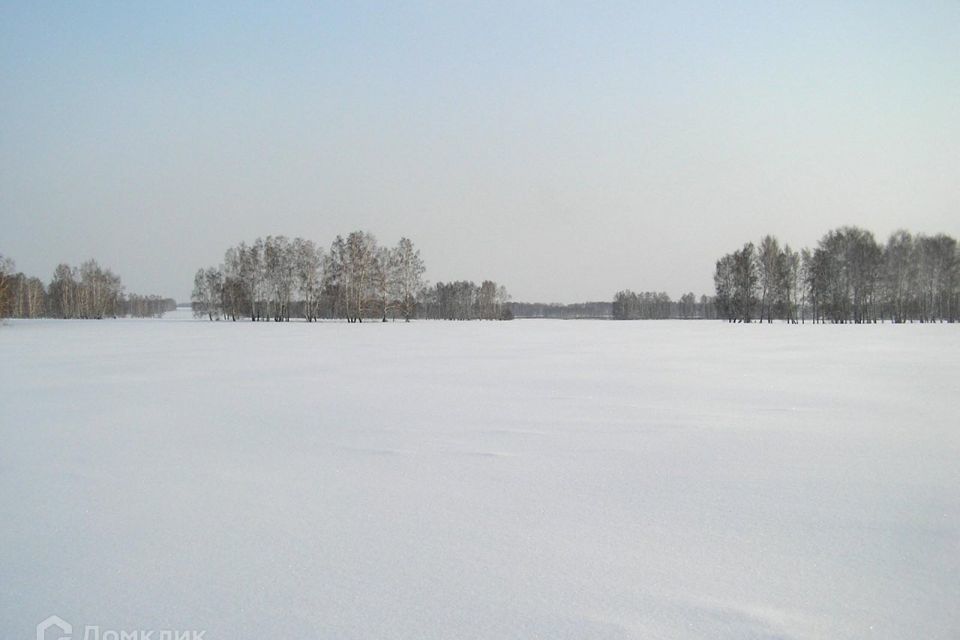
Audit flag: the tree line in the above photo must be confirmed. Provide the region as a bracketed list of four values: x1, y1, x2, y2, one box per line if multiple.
[714, 227, 959, 323]
[509, 301, 613, 319]
[611, 291, 718, 320]
[0, 253, 176, 320]
[192, 232, 513, 322]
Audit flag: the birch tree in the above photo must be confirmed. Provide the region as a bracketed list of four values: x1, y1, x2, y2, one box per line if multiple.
[293, 238, 323, 322]
[342, 231, 377, 322]
[0, 254, 15, 318]
[756, 235, 780, 322]
[393, 237, 425, 321]
[192, 267, 223, 320]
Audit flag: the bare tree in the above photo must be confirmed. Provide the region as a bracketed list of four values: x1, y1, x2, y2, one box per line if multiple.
[780, 245, 799, 323]
[324, 235, 348, 320]
[293, 238, 324, 322]
[192, 267, 223, 320]
[732, 243, 758, 322]
[477, 280, 498, 320]
[222, 246, 245, 321]
[392, 237, 425, 322]
[263, 236, 295, 321]
[757, 235, 781, 323]
[372, 246, 397, 322]
[713, 255, 735, 321]
[342, 231, 377, 322]
[0, 254, 15, 319]
[495, 284, 511, 320]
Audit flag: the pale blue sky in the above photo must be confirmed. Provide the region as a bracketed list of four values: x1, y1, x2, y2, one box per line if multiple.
[2, 1, 958, 302]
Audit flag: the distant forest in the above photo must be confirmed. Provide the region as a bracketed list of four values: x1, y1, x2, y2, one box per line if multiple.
[191, 232, 512, 322]
[511, 301, 613, 319]
[714, 227, 959, 323]
[610, 292, 717, 320]
[512, 296, 718, 320]
[4, 225, 958, 325]
[0, 254, 175, 319]
[191, 232, 720, 323]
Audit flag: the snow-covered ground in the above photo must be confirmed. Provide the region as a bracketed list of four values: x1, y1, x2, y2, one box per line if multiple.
[2, 314, 958, 639]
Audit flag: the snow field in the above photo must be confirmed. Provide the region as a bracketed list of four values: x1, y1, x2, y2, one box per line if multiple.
[2, 316, 958, 639]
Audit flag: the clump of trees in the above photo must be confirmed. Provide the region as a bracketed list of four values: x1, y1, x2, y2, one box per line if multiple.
[612, 291, 717, 320]
[418, 281, 512, 320]
[0, 253, 175, 320]
[714, 227, 959, 323]
[192, 231, 512, 322]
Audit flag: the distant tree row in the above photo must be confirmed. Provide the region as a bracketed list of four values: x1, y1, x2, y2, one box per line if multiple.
[714, 227, 959, 323]
[612, 290, 717, 320]
[192, 232, 512, 322]
[510, 301, 613, 319]
[0, 253, 175, 320]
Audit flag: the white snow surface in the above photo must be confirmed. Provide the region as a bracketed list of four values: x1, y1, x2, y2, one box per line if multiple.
[2, 313, 959, 639]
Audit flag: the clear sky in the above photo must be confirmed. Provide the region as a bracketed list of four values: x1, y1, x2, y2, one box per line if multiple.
[2, 1, 958, 303]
